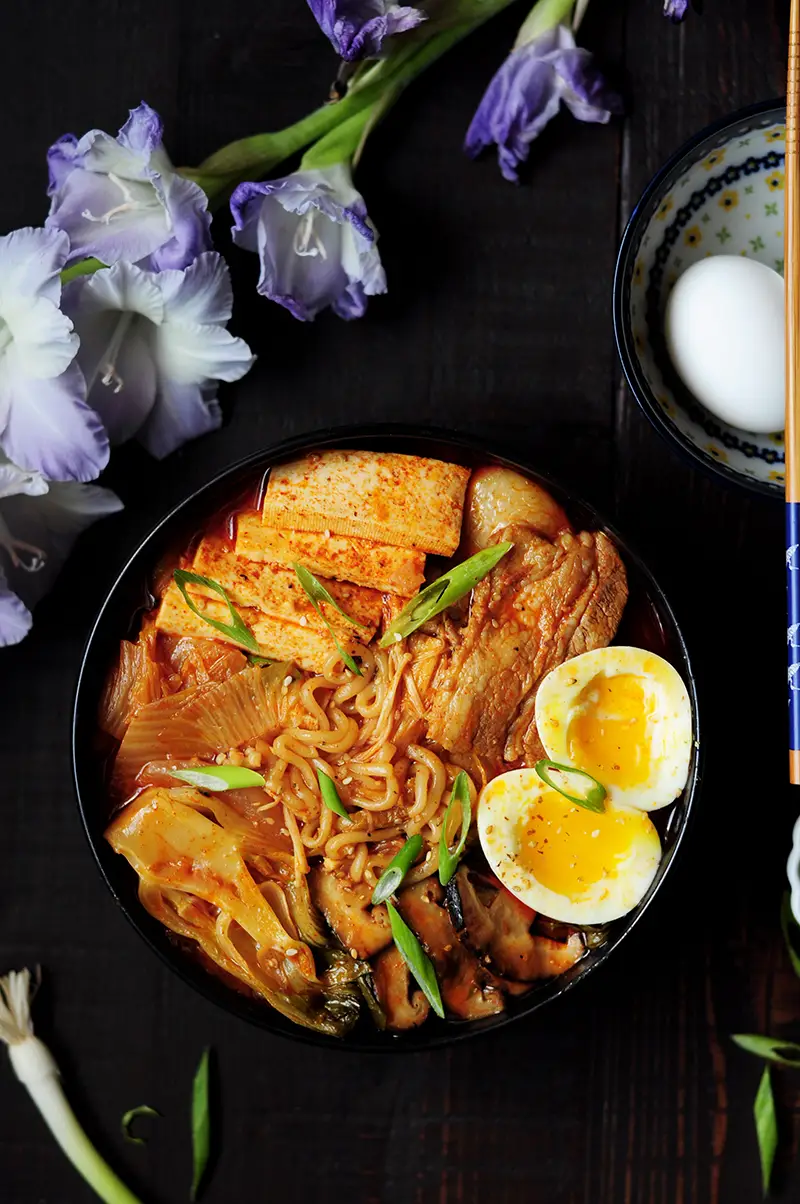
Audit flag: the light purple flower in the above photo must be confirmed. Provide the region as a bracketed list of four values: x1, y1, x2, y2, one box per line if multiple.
[64, 252, 255, 458]
[465, 24, 622, 183]
[0, 227, 109, 483]
[307, 0, 425, 60]
[0, 452, 122, 647]
[230, 164, 387, 322]
[663, 0, 688, 19]
[46, 102, 212, 271]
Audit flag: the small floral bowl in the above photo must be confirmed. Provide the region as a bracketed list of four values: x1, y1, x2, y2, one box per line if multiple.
[613, 100, 786, 500]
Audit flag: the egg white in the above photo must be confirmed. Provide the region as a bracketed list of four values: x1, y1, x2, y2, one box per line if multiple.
[534, 646, 692, 813]
[477, 769, 662, 925]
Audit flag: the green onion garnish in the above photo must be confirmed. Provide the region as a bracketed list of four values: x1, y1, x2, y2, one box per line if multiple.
[317, 768, 350, 820]
[190, 1048, 211, 1202]
[386, 902, 444, 1019]
[732, 1033, 800, 1067]
[121, 1105, 160, 1146]
[379, 542, 513, 648]
[371, 835, 423, 905]
[169, 766, 266, 791]
[438, 771, 472, 886]
[534, 759, 607, 814]
[248, 654, 274, 666]
[173, 569, 259, 654]
[754, 1065, 777, 1195]
[293, 563, 365, 676]
[0, 968, 144, 1204]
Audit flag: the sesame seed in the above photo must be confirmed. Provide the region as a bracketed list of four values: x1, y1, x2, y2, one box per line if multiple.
[286, 948, 298, 957]
[342, 776, 353, 785]
[394, 633, 402, 643]
[349, 947, 358, 959]
[299, 615, 308, 626]
[591, 830, 600, 838]
[283, 675, 292, 686]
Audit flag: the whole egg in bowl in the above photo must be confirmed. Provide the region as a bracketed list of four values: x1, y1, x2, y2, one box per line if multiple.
[534, 646, 692, 812]
[477, 769, 662, 925]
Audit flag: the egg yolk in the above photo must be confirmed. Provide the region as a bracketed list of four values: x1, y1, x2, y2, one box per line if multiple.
[566, 672, 653, 788]
[514, 790, 648, 899]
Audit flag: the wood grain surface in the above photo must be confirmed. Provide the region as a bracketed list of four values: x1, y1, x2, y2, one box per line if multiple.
[0, 2, 795, 1201]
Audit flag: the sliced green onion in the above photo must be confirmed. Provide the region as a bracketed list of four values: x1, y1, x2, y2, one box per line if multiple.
[534, 759, 606, 814]
[732, 1033, 800, 1067]
[386, 902, 444, 1019]
[121, 1105, 160, 1146]
[438, 771, 472, 886]
[317, 768, 350, 820]
[379, 542, 513, 648]
[371, 835, 423, 905]
[781, 892, 800, 978]
[173, 569, 259, 654]
[293, 563, 364, 675]
[169, 765, 266, 791]
[754, 1065, 777, 1196]
[248, 654, 274, 667]
[0, 968, 144, 1204]
[190, 1047, 211, 1202]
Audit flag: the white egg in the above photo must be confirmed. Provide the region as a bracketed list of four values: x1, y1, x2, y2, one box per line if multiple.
[477, 769, 662, 925]
[664, 255, 784, 433]
[534, 646, 692, 813]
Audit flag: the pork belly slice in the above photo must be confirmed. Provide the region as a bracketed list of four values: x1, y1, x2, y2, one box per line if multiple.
[424, 468, 628, 768]
[261, 449, 470, 555]
[236, 510, 426, 597]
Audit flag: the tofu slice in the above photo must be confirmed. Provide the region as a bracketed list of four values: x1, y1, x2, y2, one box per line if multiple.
[235, 511, 426, 596]
[261, 450, 470, 556]
[155, 534, 383, 673]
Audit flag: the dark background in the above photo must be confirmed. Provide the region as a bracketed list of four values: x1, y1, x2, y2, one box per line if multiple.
[0, 1, 795, 1201]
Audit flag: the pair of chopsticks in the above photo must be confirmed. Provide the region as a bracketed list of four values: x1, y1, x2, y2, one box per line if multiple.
[787, 0, 800, 782]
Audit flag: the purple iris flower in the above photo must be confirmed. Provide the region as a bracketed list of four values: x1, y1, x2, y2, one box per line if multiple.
[0, 452, 122, 647]
[663, 0, 688, 19]
[465, 24, 622, 183]
[307, 0, 425, 60]
[0, 227, 109, 483]
[46, 102, 212, 270]
[230, 165, 387, 322]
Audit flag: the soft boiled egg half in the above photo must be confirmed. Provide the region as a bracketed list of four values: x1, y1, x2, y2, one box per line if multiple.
[534, 646, 692, 813]
[477, 769, 662, 924]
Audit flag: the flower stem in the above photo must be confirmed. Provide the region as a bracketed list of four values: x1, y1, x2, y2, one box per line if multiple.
[515, 0, 576, 46]
[61, 257, 106, 285]
[182, 0, 523, 205]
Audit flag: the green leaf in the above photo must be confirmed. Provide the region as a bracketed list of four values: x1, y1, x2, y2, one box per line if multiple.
[754, 1065, 777, 1196]
[534, 759, 607, 814]
[732, 1033, 800, 1067]
[372, 835, 423, 905]
[173, 569, 259, 654]
[248, 654, 274, 667]
[191, 1048, 211, 1201]
[317, 768, 350, 820]
[61, 256, 106, 284]
[169, 766, 266, 791]
[379, 543, 513, 648]
[121, 1105, 160, 1146]
[438, 772, 472, 886]
[386, 901, 444, 1019]
[293, 563, 364, 675]
[781, 892, 800, 978]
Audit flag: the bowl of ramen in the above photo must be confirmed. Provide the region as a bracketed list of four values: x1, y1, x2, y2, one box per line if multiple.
[73, 426, 701, 1049]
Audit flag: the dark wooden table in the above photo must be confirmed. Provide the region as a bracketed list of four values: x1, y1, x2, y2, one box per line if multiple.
[1, 2, 796, 1200]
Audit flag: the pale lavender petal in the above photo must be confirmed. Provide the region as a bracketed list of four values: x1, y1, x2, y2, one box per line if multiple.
[118, 101, 163, 156]
[47, 134, 80, 193]
[0, 573, 32, 646]
[663, 0, 688, 19]
[0, 362, 110, 482]
[0, 456, 49, 501]
[138, 379, 221, 459]
[158, 251, 234, 325]
[0, 227, 71, 308]
[154, 320, 254, 386]
[307, 0, 425, 60]
[1, 480, 123, 610]
[557, 48, 623, 123]
[85, 325, 158, 444]
[46, 168, 170, 265]
[144, 174, 213, 272]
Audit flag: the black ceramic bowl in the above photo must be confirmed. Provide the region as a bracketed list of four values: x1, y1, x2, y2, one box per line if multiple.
[613, 99, 785, 499]
[72, 425, 702, 1051]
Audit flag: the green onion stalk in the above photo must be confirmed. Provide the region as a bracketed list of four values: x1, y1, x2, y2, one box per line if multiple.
[0, 969, 143, 1204]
